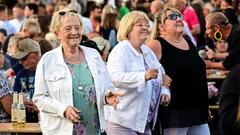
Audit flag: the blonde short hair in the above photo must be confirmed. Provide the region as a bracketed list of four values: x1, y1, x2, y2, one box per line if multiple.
[117, 11, 149, 42]
[49, 7, 83, 34]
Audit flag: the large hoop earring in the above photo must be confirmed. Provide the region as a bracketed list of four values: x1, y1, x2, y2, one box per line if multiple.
[214, 31, 222, 41]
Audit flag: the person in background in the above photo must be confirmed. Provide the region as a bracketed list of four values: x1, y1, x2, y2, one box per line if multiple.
[220, 0, 238, 25]
[202, 2, 216, 17]
[0, 4, 16, 36]
[205, 39, 229, 61]
[38, 39, 53, 55]
[106, 11, 171, 135]
[45, 32, 60, 48]
[99, 5, 118, 51]
[12, 38, 41, 122]
[4, 18, 42, 78]
[219, 63, 240, 135]
[37, 15, 50, 36]
[0, 51, 13, 123]
[5, 35, 20, 67]
[18, 18, 42, 39]
[0, 28, 6, 43]
[148, 7, 210, 135]
[32, 8, 123, 135]
[9, 3, 26, 33]
[215, 39, 229, 54]
[24, 3, 38, 18]
[92, 36, 110, 62]
[204, 12, 240, 70]
[38, 3, 46, 16]
[150, 0, 164, 16]
[0, 50, 13, 135]
[89, 4, 102, 32]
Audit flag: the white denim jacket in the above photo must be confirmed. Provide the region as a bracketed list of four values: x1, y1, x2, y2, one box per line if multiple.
[105, 40, 170, 133]
[33, 45, 113, 135]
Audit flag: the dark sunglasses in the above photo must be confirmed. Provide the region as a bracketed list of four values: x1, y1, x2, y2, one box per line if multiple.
[58, 10, 78, 16]
[166, 13, 184, 21]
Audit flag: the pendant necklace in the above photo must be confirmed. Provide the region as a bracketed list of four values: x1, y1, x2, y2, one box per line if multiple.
[66, 61, 85, 91]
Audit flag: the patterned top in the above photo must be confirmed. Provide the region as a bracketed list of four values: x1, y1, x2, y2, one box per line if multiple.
[68, 61, 100, 135]
[0, 70, 12, 123]
[143, 61, 162, 123]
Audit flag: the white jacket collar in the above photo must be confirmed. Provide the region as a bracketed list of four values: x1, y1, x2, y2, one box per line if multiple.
[55, 45, 99, 65]
[121, 40, 149, 56]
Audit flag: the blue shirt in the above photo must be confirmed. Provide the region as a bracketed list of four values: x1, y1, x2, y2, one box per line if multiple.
[13, 69, 35, 99]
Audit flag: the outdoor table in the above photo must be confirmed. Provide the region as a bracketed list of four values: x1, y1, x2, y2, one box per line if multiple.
[0, 123, 41, 133]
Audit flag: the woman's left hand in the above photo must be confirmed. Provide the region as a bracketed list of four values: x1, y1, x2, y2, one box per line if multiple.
[160, 94, 171, 107]
[106, 91, 124, 110]
[162, 74, 172, 88]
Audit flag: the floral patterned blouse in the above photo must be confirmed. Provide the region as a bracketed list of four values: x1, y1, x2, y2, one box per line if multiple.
[68, 61, 100, 135]
[143, 61, 162, 123]
[0, 70, 12, 123]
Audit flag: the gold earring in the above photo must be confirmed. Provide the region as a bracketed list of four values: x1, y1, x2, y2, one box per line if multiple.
[214, 31, 222, 41]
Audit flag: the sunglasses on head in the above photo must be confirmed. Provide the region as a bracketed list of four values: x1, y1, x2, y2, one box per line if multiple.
[58, 10, 78, 16]
[166, 13, 184, 21]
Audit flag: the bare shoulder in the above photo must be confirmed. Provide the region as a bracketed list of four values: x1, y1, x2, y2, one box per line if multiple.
[147, 39, 161, 51]
[146, 39, 162, 61]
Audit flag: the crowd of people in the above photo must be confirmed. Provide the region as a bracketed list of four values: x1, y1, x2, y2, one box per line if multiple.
[0, 0, 240, 135]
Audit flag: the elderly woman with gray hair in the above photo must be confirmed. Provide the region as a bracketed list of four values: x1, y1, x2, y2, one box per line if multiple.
[32, 8, 123, 135]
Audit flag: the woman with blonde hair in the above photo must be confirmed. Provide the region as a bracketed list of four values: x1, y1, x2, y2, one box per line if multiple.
[106, 11, 171, 135]
[33, 8, 123, 135]
[148, 7, 210, 135]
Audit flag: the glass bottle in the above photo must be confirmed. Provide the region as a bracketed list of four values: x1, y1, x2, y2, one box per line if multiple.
[11, 92, 18, 127]
[18, 93, 26, 127]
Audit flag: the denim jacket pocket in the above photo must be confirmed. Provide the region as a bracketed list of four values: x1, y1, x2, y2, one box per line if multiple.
[45, 73, 65, 101]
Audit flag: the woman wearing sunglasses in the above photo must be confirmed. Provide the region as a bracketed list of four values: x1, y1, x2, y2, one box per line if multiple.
[32, 8, 123, 135]
[147, 7, 210, 135]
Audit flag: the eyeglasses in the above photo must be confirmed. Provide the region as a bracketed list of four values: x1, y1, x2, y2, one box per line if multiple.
[166, 13, 184, 21]
[58, 10, 78, 16]
[134, 23, 150, 28]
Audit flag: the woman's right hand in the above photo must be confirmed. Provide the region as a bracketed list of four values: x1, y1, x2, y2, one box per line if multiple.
[145, 68, 158, 81]
[64, 106, 81, 124]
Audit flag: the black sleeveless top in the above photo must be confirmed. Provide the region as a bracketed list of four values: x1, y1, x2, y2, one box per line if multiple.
[157, 36, 208, 108]
[156, 37, 209, 128]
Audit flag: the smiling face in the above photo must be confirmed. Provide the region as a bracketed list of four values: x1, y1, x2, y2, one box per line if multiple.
[128, 19, 150, 43]
[57, 16, 82, 48]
